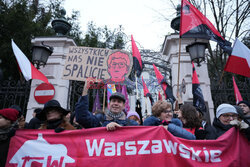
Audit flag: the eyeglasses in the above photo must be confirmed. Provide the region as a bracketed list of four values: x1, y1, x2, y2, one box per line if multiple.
[163, 110, 172, 114]
[221, 114, 238, 119]
[111, 62, 126, 68]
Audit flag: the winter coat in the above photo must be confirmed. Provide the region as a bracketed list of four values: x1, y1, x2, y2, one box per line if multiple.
[27, 117, 42, 129]
[0, 126, 16, 167]
[143, 116, 196, 140]
[75, 95, 138, 128]
[0, 138, 11, 167]
[205, 117, 233, 140]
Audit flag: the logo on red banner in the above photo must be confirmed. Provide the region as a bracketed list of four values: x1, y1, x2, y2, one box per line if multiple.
[9, 133, 75, 167]
[34, 83, 55, 104]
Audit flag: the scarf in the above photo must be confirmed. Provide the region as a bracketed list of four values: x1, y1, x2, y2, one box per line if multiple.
[106, 110, 126, 121]
[46, 119, 63, 129]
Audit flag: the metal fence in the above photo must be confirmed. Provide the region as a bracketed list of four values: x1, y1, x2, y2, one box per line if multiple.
[0, 80, 31, 116]
[211, 75, 250, 111]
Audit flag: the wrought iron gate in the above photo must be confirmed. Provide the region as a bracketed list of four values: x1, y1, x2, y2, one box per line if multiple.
[211, 75, 250, 110]
[0, 80, 31, 116]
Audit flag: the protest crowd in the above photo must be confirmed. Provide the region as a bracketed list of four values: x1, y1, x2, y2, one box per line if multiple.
[1, 78, 250, 166]
[1, 0, 250, 166]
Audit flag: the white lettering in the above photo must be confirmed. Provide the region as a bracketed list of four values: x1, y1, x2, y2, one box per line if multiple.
[117, 142, 124, 156]
[138, 140, 150, 154]
[125, 141, 136, 155]
[162, 140, 178, 154]
[203, 147, 209, 162]
[210, 150, 222, 162]
[104, 142, 116, 156]
[151, 140, 162, 154]
[179, 144, 190, 159]
[190, 147, 202, 162]
[85, 139, 104, 156]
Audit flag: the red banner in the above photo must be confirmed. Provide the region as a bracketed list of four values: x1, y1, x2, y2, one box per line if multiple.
[6, 126, 250, 167]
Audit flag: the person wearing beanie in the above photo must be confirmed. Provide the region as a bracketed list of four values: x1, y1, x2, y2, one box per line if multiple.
[39, 100, 75, 132]
[206, 103, 238, 139]
[238, 100, 250, 117]
[75, 80, 138, 131]
[0, 108, 19, 167]
[127, 111, 141, 125]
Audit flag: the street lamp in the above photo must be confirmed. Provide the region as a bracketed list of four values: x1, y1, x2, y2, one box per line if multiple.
[186, 42, 208, 66]
[32, 43, 53, 69]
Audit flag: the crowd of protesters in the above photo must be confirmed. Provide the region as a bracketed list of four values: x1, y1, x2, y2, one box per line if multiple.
[1, 81, 250, 166]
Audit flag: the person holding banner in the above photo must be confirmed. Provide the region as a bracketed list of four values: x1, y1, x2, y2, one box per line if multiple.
[143, 100, 196, 140]
[206, 104, 238, 139]
[0, 108, 19, 167]
[38, 100, 75, 132]
[75, 81, 138, 130]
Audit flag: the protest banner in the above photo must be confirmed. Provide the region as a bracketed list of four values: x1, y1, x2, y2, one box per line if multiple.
[62, 47, 133, 83]
[6, 126, 250, 167]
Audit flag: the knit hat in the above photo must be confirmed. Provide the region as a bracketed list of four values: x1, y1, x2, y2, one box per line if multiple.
[0, 108, 19, 122]
[238, 100, 250, 108]
[216, 104, 238, 118]
[126, 111, 140, 120]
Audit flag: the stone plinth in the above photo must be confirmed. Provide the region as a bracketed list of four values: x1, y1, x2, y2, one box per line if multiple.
[26, 37, 76, 122]
[162, 33, 215, 122]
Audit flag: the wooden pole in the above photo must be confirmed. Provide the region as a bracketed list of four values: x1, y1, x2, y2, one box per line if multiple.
[218, 70, 225, 86]
[103, 87, 106, 112]
[144, 96, 148, 117]
[177, 38, 182, 96]
[135, 74, 139, 99]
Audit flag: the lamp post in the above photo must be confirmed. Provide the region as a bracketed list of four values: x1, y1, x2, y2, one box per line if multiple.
[186, 42, 208, 66]
[32, 43, 53, 69]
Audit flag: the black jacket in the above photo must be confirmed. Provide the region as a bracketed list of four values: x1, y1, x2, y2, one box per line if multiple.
[0, 128, 15, 167]
[27, 117, 41, 129]
[205, 118, 233, 139]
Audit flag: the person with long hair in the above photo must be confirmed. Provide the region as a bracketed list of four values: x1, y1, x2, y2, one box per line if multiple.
[178, 104, 206, 139]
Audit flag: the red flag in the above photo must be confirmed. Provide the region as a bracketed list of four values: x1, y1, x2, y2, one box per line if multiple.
[192, 62, 206, 113]
[142, 77, 154, 104]
[158, 91, 162, 100]
[153, 64, 175, 103]
[224, 38, 250, 77]
[12, 40, 49, 83]
[142, 76, 149, 97]
[180, 0, 232, 54]
[131, 35, 143, 77]
[232, 76, 243, 104]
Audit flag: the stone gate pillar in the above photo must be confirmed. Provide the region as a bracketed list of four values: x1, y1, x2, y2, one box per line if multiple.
[25, 37, 76, 122]
[162, 34, 215, 123]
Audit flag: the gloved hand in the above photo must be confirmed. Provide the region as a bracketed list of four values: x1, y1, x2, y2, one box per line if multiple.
[54, 127, 65, 133]
[240, 121, 249, 130]
[230, 120, 241, 127]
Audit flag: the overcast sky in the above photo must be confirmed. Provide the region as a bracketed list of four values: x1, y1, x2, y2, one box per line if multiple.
[63, 0, 177, 51]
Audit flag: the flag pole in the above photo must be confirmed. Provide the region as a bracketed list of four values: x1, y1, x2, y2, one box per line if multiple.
[135, 74, 139, 99]
[177, 38, 182, 97]
[103, 86, 106, 112]
[144, 96, 148, 117]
